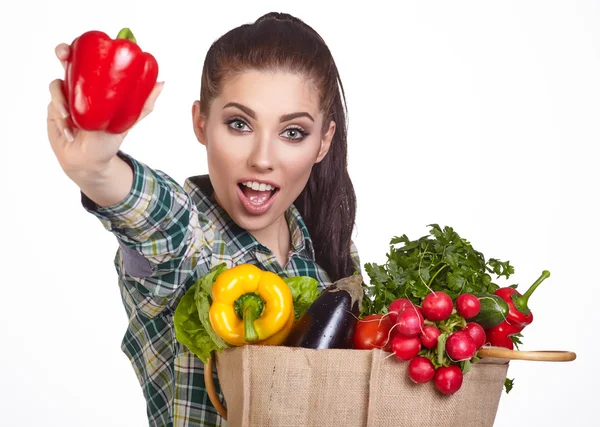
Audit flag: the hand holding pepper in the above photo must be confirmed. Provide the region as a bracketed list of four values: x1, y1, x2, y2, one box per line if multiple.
[47, 31, 163, 206]
[63, 28, 160, 134]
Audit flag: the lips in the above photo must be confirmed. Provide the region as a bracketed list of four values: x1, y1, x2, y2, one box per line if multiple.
[237, 179, 280, 215]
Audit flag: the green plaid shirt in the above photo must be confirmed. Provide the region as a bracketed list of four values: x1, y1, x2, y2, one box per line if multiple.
[81, 151, 361, 427]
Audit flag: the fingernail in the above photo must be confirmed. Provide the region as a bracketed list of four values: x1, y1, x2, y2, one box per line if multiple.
[59, 104, 69, 119]
[63, 127, 74, 142]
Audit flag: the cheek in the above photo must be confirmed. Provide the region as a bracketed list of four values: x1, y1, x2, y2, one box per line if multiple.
[206, 128, 245, 169]
[281, 146, 320, 183]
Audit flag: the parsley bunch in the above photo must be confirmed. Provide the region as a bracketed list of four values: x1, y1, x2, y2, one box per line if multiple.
[362, 224, 514, 316]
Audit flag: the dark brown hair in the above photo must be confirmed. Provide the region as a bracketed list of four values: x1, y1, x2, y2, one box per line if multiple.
[199, 12, 357, 282]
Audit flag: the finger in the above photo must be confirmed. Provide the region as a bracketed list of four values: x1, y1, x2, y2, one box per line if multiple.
[47, 102, 74, 144]
[48, 79, 69, 119]
[55, 43, 71, 71]
[48, 80, 75, 142]
[138, 81, 164, 121]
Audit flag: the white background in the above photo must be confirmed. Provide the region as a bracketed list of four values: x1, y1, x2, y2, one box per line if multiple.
[1, 1, 598, 426]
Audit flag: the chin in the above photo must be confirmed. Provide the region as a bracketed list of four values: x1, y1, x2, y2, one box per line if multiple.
[238, 206, 279, 229]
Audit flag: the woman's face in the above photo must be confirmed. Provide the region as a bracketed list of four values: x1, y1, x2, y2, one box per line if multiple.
[193, 70, 335, 233]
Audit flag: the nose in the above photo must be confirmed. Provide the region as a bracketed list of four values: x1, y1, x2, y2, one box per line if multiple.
[247, 132, 275, 172]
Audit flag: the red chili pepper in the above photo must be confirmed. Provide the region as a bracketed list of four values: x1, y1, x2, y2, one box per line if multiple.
[63, 28, 159, 134]
[485, 321, 520, 349]
[495, 270, 550, 329]
[486, 270, 550, 348]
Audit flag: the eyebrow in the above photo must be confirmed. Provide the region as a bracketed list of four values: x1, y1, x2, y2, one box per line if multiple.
[223, 102, 315, 122]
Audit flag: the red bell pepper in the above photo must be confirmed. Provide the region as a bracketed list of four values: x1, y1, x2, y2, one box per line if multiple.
[486, 270, 550, 348]
[63, 28, 159, 134]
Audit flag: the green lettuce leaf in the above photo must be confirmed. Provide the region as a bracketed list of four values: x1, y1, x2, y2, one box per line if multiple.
[195, 263, 228, 298]
[173, 263, 229, 363]
[284, 276, 320, 320]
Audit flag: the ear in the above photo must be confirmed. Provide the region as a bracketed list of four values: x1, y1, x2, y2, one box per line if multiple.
[192, 100, 207, 146]
[315, 120, 335, 163]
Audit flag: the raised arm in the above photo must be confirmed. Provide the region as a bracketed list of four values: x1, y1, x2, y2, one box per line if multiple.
[48, 43, 211, 301]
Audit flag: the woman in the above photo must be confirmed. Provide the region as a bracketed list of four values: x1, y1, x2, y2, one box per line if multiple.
[47, 11, 359, 426]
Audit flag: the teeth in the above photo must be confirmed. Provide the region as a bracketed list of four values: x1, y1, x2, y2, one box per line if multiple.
[242, 181, 275, 191]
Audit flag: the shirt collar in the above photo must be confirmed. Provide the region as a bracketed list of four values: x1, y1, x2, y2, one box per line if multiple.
[183, 174, 315, 261]
[285, 203, 315, 260]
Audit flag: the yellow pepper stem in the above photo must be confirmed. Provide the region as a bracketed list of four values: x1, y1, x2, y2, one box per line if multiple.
[234, 293, 264, 343]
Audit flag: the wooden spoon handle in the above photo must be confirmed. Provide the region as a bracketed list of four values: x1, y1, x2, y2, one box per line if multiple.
[478, 347, 577, 362]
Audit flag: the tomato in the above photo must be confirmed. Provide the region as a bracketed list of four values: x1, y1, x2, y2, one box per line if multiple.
[353, 314, 394, 351]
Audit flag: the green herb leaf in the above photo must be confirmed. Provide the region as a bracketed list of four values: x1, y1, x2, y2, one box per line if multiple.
[504, 377, 515, 393]
[510, 333, 524, 350]
[488, 258, 515, 279]
[362, 224, 515, 316]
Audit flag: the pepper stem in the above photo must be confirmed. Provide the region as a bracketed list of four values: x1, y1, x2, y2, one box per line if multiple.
[243, 304, 260, 342]
[116, 28, 137, 44]
[234, 293, 265, 343]
[513, 270, 550, 315]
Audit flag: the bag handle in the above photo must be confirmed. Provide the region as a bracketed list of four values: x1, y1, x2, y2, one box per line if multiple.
[204, 357, 228, 420]
[477, 347, 577, 361]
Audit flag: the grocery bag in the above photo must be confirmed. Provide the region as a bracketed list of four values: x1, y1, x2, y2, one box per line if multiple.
[209, 346, 509, 427]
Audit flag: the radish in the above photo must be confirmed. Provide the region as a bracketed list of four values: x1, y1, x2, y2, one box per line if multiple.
[408, 356, 435, 383]
[456, 294, 481, 319]
[420, 325, 441, 349]
[464, 322, 486, 349]
[434, 365, 463, 394]
[391, 334, 421, 361]
[445, 330, 477, 361]
[395, 305, 424, 337]
[421, 291, 453, 321]
[388, 298, 411, 323]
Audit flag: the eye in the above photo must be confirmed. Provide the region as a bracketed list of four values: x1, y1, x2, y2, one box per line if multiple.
[281, 127, 308, 141]
[225, 117, 251, 133]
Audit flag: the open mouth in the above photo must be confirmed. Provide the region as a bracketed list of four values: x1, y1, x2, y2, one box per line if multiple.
[237, 180, 280, 215]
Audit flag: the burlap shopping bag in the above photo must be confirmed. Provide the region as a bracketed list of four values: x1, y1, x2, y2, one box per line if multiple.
[211, 346, 510, 427]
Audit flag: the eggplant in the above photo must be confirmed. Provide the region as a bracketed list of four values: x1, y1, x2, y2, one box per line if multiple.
[284, 274, 364, 349]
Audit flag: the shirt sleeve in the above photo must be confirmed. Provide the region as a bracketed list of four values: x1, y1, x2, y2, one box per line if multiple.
[81, 151, 215, 298]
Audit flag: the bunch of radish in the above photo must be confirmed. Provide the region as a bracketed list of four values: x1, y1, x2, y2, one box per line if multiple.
[387, 291, 487, 395]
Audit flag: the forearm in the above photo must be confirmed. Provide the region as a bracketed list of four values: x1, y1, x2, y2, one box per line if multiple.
[80, 152, 215, 288]
[70, 155, 134, 208]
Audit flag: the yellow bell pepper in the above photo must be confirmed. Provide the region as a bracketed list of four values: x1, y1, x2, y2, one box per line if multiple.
[208, 264, 294, 346]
